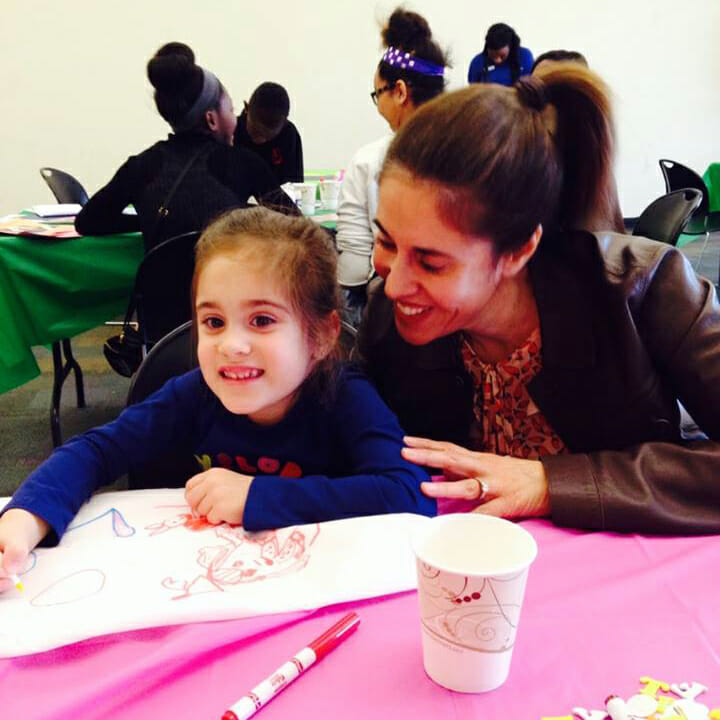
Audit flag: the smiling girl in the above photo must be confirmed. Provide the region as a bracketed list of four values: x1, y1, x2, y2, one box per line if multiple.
[0, 208, 434, 591]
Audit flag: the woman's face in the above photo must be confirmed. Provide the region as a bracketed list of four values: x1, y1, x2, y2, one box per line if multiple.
[372, 171, 506, 346]
[207, 92, 237, 145]
[488, 45, 510, 66]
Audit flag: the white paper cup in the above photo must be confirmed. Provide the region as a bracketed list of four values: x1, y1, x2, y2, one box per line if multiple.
[318, 180, 341, 210]
[412, 514, 538, 693]
[294, 182, 318, 216]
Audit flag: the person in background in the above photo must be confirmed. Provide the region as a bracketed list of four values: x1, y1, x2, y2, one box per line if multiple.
[234, 82, 304, 184]
[336, 7, 448, 325]
[358, 64, 720, 535]
[467, 22, 533, 85]
[0, 207, 434, 592]
[76, 43, 294, 253]
[531, 49, 587, 73]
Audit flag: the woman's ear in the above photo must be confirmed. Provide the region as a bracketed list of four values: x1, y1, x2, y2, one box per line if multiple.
[205, 108, 219, 132]
[498, 225, 542, 279]
[394, 79, 410, 105]
[313, 311, 341, 361]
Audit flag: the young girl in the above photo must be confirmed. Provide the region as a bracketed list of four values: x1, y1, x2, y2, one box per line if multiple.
[0, 207, 435, 592]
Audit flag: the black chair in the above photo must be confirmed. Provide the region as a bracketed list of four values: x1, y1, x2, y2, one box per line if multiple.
[632, 189, 703, 246]
[39, 167, 89, 206]
[658, 159, 720, 235]
[38, 166, 90, 446]
[133, 231, 199, 351]
[126, 321, 197, 488]
[127, 321, 196, 405]
[339, 320, 357, 360]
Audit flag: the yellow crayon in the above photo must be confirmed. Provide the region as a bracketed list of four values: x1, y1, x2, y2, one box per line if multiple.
[9, 573, 24, 592]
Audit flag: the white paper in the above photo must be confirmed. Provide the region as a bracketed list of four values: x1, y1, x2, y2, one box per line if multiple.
[0, 489, 426, 657]
[27, 203, 82, 217]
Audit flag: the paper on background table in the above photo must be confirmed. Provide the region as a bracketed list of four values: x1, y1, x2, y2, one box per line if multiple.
[27, 203, 83, 217]
[0, 489, 426, 658]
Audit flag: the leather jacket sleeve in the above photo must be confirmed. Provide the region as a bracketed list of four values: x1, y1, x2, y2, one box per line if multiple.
[544, 247, 720, 534]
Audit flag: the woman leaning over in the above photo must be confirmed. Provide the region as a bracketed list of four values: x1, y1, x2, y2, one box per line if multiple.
[358, 63, 720, 534]
[76, 43, 294, 252]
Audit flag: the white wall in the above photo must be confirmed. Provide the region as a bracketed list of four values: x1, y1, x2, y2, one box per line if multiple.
[1, 0, 719, 217]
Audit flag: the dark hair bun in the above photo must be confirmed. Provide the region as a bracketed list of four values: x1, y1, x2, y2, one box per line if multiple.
[147, 42, 198, 94]
[382, 8, 432, 49]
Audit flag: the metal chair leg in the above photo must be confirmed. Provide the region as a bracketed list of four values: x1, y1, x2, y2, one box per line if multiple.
[49, 338, 86, 447]
[62, 338, 86, 408]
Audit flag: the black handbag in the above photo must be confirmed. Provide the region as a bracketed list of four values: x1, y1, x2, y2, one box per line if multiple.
[103, 142, 211, 377]
[103, 301, 143, 378]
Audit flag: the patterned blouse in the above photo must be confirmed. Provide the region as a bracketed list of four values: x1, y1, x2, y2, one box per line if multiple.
[460, 328, 566, 459]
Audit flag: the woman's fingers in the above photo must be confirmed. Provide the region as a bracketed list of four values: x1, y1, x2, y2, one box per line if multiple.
[421, 478, 487, 501]
[402, 445, 481, 478]
[404, 436, 465, 453]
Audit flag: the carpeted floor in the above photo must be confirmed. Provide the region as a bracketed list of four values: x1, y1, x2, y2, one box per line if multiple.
[1, 233, 718, 499]
[0, 325, 131, 496]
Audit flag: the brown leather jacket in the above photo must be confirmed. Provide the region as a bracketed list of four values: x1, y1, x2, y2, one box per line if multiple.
[357, 231, 720, 534]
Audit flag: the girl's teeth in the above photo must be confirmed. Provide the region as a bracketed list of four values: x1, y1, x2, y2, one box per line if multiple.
[223, 369, 261, 379]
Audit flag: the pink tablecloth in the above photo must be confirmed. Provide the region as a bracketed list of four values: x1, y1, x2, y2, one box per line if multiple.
[2, 520, 719, 720]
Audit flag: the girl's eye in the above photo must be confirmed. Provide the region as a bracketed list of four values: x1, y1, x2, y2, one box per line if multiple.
[201, 316, 224, 330]
[250, 314, 276, 328]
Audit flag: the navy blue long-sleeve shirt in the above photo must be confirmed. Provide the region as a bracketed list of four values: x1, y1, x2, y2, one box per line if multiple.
[5, 367, 435, 543]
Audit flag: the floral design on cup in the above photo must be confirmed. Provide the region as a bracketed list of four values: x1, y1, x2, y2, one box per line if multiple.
[417, 560, 527, 653]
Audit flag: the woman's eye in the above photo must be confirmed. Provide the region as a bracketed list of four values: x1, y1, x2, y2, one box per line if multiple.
[375, 237, 395, 252]
[201, 316, 224, 329]
[420, 261, 445, 274]
[251, 315, 276, 328]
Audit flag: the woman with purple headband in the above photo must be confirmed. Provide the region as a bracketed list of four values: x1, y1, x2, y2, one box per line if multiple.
[335, 9, 449, 325]
[76, 42, 294, 253]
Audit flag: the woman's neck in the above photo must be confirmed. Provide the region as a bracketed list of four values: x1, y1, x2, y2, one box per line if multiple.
[463, 269, 539, 363]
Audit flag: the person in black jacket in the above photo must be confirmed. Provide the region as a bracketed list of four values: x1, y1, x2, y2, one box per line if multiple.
[233, 82, 304, 184]
[76, 43, 295, 252]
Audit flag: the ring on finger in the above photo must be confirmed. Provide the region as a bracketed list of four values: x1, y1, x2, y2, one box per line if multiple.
[473, 477, 489, 502]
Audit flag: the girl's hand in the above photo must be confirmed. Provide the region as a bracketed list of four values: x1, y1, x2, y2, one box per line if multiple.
[184, 469, 254, 526]
[0, 509, 49, 593]
[401, 436, 551, 520]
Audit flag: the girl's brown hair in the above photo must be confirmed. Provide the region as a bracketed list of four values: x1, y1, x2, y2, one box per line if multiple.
[382, 62, 622, 254]
[192, 207, 342, 401]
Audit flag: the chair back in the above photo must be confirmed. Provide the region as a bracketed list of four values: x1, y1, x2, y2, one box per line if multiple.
[127, 321, 197, 406]
[134, 231, 199, 348]
[632, 189, 703, 246]
[126, 321, 198, 489]
[39, 167, 89, 205]
[339, 320, 357, 360]
[658, 159, 709, 215]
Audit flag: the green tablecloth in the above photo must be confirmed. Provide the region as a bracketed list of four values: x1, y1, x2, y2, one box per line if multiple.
[0, 232, 143, 393]
[703, 163, 720, 213]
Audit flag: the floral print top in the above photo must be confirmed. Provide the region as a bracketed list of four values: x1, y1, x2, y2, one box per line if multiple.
[460, 328, 566, 459]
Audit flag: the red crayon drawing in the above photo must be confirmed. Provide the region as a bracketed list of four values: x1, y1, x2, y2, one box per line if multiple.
[154, 522, 321, 600]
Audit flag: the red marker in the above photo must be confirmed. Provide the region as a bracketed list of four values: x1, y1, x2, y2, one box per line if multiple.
[221, 612, 360, 720]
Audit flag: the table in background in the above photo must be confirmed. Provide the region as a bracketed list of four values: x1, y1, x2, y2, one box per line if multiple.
[0, 232, 142, 443]
[0, 232, 142, 393]
[2, 519, 718, 720]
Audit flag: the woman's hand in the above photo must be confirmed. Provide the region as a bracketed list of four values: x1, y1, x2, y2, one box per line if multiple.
[402, 436, 551, 520]
[0, 509, 49, 593]
[184, 469, 254, 526]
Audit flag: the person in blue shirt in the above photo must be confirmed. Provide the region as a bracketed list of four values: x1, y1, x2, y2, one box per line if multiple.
[0, 207, 434, 591]
[468, 23, 533, 86]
